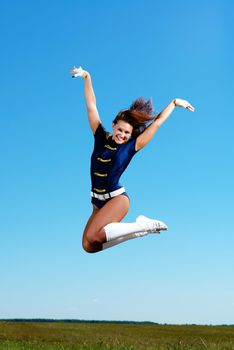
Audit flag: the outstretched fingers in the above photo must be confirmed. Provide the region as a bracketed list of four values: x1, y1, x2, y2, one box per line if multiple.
[187, 103, 195, 112]
[175, 98, 195, 112]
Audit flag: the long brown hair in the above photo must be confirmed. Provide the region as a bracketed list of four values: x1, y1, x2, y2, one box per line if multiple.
[113, 97, 157, 137]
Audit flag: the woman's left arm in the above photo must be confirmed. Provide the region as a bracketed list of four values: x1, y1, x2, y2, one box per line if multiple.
[135, 98, 195, 151]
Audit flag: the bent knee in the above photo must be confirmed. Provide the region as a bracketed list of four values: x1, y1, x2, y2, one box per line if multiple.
[82, 239, 102, 254]
[82, 240, 96, 253]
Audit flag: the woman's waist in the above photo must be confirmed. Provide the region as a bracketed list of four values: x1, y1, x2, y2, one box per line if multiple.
[91, 186, 126, 200]
[91, 181, 123, 194]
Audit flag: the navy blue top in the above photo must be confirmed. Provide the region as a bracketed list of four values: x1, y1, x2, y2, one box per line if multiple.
[90, 123, 138, 194]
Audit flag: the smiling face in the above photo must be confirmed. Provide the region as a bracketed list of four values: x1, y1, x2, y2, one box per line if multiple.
[112, 120, 133, 144]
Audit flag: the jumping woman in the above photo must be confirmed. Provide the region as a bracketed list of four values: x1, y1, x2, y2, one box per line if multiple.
[70, 66, 195, 253]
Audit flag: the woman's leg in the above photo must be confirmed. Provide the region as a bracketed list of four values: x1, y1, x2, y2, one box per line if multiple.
[82, 195, 168, 253]
[82, 195, 130, 253]
[82, 204, 99, 238]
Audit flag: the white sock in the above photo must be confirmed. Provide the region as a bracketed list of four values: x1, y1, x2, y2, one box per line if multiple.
[104, 221, 147, 241]
[102, 215, 167, 250]
[102, 233, 138, 250]
[102, 221, 148, 250]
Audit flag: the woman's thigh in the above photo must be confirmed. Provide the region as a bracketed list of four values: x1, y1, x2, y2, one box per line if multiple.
[83, 194, 130, 243]
[83, 204, 99, 235]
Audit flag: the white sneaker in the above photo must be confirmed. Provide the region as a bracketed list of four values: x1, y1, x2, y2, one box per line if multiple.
[136, 215, 168, 233]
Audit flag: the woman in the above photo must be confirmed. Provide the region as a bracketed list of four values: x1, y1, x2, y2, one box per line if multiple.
[70, 66, 195, 253]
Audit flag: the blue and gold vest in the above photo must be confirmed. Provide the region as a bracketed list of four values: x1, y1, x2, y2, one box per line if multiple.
[90, 123, 138, 194]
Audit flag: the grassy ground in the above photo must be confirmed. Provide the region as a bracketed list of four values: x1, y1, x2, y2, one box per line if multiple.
[0, 322, 234, 350]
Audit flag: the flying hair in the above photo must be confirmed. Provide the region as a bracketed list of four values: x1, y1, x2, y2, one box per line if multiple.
[113, 97, 157, 137]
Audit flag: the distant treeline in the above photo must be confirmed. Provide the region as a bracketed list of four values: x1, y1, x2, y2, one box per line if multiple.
[0, 319, 156, 325]
[0, 319, 233, 326]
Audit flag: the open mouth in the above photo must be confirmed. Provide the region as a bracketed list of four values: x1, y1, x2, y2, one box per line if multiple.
[116, 135, 124, 142]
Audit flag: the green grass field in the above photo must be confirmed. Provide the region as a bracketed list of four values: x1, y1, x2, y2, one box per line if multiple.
[0, 321, 233, 350]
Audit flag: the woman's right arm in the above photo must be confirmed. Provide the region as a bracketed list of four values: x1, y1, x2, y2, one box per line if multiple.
[70, 67, 101, 134]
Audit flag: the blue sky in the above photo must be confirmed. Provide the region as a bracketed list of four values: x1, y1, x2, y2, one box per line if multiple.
[0, 0, 234, 324]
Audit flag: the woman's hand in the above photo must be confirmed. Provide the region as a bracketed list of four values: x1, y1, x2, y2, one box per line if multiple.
[174, 98, 195, 112]
[70, 66, 88, 78]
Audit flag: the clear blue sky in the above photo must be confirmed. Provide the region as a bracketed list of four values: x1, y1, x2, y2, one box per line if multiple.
[0, 0, 234, 325]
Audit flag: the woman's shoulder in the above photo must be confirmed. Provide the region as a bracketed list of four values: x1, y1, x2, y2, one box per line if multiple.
[94, 123, 110, 142]
[120, 136, 138, 155]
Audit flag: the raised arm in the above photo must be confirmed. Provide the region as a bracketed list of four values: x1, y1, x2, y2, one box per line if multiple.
[135, 98, 195, 151]
[70, 66, 101, 134]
